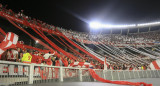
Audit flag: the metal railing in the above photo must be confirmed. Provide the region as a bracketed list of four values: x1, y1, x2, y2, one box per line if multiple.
[0, 61, 160, 85]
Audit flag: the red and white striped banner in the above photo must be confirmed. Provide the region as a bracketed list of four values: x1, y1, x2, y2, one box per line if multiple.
[150, 59, 160, 70]
[0, 32, 18, 59]
[69, 62, 94, 68]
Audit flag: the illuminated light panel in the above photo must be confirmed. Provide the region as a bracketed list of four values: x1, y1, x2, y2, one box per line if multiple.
[89, 22, 103, 29]
[89, 21, 160, 29]
[138, 22, 160, 26]
[103, 24, 136, 28]
[89, 22, 136, 29]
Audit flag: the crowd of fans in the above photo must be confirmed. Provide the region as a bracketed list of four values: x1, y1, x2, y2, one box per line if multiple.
[0, 2, 159, 46]
[0, 3, 56, 30]
[0, 47, 105, 69]
[60, 28, 159, 47]
[0, 47, 152, 70]
[0, 2, 158, 47]
[0, 3, 157, 70]
[106, 57, 152, 70]
[0, 2, 159, 48]
[129, 31, 160, 42]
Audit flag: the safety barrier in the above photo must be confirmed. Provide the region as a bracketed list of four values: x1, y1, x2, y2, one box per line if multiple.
[0, 61, 160, 85]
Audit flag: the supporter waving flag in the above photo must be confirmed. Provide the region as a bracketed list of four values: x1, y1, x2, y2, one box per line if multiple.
[0, 32, 18, 59]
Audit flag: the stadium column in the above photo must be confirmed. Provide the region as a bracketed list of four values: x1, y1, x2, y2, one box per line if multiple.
[79, 69, 82, 81]
[120, 29, 122, 35]
[103, 70, 106, 79]
[138, 28, 139, 33]
[149, 27, 151, 32]
[100, 29, 102, 34]
[127, 28, 129, 35]
[59, 67, 63, 82]
[28, 64, 34, 84]
[110, 29, 112, 34]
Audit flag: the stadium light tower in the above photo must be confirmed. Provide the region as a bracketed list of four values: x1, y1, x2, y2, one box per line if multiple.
[89, 21, 136, 29]
[89, 21, 104, 34]
[89, 22, 102, 29]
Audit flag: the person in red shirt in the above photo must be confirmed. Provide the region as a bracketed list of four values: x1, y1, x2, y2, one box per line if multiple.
[31, 54, 38, 64]
[70, 59, 74, 65]
[46, 57, 52, 65]
[97, 64, 101, 69]
[129, 66, 133, 70]
[55, 57, 60, 66]
[37, 55, 44, 64]
[63, 57, 68, 67]
[55, 57, 60, 79]
[31, 52, 44, 64]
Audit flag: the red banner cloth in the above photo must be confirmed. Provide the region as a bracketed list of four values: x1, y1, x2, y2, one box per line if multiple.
[89, 69, 152, 86]
[152, 61, 160, 69]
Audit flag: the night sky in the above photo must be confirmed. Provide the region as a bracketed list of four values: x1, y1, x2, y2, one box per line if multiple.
[1, 0, 160, 32]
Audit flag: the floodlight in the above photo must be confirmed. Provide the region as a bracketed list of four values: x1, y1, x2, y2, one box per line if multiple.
[138, 22, 160, 26]
[36, 40, 39, 43]
[89, 21, 136, 29]
[89, 22, 102, 29]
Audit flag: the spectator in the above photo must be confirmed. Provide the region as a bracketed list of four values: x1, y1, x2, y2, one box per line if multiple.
[51, 55, 56, 66]
[59, 57, 63, 66]
[21, 50, 32, 64]
[43, 52, 55, 59]
[0, 3, 155, 70]
[46, 56, 52, 66]
[7, 48, 18, 62]
[17, 48, 23, 62]
[55, 57, 60, 66]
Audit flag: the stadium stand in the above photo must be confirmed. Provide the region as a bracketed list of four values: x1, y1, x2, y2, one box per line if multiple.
[0, 3, 160, 86]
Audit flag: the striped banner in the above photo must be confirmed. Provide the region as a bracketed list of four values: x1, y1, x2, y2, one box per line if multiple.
[150, 59, 160, 70]
[69, 62, 94, 68]
[0, 32, 18, 59]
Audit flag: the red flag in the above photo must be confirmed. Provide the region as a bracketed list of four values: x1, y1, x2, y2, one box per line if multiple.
[0, 32, 18, 59]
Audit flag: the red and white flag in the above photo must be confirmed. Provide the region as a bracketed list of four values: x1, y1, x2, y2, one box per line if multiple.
[150, 59, 160, 70]
[69, 62, 94, 68]
[0, 32, 18, 59]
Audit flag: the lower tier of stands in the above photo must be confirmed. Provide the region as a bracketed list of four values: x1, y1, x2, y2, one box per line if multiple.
[0, 61, 158, 86]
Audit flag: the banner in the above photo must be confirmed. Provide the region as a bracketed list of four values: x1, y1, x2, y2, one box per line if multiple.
[0, 64, 82, 80]
[58, 36, 86, 59]
[56, 29, 104, 64]
[89, 69, 152, 86]
[0, 32, 18, 59]
[150, 59, 160, 70]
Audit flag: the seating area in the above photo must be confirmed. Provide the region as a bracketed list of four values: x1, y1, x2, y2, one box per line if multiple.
[60, 28, 159, 47]
[0, 3, 159, 71]
[0, 2, 160, 86]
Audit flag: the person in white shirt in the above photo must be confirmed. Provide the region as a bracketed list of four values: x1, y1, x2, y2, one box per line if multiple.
[43, 52, 55, 59]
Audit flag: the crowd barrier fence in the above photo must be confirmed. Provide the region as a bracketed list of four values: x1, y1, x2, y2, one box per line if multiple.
[0, 61, 160, 85]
